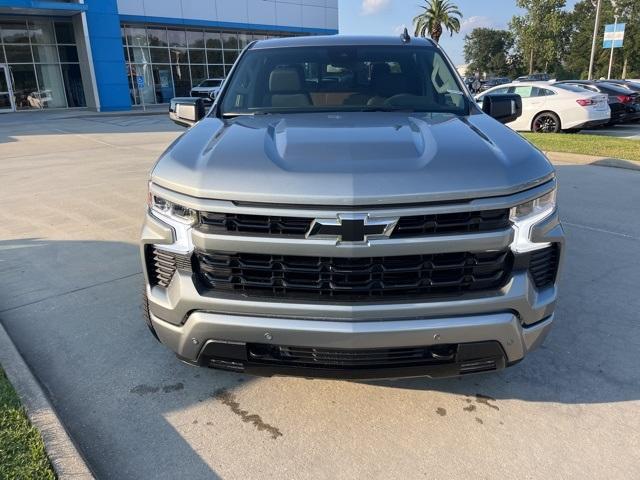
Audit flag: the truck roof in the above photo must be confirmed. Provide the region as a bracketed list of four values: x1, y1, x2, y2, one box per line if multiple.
[250, 34, 436, 50]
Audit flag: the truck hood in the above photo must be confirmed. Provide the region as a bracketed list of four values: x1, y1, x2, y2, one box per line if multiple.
[152, 112, 554, 205]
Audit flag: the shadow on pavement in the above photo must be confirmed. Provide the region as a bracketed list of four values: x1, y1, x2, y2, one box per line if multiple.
[0, 238, 237, 480]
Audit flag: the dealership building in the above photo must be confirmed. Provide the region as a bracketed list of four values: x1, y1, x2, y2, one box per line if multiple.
[0, 0, 339, 112]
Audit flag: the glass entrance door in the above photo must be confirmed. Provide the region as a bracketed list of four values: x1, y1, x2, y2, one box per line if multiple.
[0, 64, 16, 112]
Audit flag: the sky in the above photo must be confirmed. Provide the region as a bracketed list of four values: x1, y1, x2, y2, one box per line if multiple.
[338, 0, 581, 67]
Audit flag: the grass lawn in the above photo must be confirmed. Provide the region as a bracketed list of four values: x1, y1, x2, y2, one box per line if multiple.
[0, 367, 56, 480]
[522, 132, 640, 162]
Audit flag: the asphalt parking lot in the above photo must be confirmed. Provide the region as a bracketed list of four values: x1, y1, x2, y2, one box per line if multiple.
[1, 112, 639, 480]
[582, 122, 640, 139]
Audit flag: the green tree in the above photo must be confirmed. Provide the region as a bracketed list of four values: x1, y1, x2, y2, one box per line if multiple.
[463, 28, 519, 77]
[510, 0, 571, 75]
[413, 0, 463, 44]
[565, 0, 640, 79]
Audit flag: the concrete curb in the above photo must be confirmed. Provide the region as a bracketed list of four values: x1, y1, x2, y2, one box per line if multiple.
[0, 322, 95, 480]
[545, 151, 640, 171]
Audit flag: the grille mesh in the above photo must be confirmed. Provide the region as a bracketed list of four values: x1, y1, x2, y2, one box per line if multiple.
[198, 209, 510, 238]
[529, 245, 560, 288]
[248, 344, 457, 368]
[148, 247, 192, 288]
[195, 250, 513, 300]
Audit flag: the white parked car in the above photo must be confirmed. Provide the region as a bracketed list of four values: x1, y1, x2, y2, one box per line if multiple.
[476, 82, 610, 133]
[190, 78, 223, 100]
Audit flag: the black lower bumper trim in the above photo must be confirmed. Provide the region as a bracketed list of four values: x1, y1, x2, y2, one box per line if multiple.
[198, 340, 507, 379]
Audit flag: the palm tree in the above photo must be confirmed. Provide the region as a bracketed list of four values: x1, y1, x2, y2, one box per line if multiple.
[413, 0, 463, 44]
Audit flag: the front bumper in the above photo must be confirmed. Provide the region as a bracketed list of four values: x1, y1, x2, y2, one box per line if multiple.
[141, 183, 564, 379]
[149, 310, 553, 378]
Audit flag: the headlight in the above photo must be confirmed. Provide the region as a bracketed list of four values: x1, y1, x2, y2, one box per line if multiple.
[148, 193, 197, 225]
[510, 188, 556, 253]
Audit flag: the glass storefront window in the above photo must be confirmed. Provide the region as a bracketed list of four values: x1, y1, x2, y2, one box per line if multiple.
[190, 64, 206, 85]
[224, 50, 239, 65]
[221, 32, 238, 50]
[58, 45, 79, 62]
[188, 49, 205, 64]
[152, 64, 174, 103]
[122, 23, 301, 105]
[205, 32, 221, 49]
[150, 47, 170, 64]
[147, 27, 168, 47]
[1, 17, 85, 110]
[238, 33, 251, 48]
[208, 65, 224, 79]
[10, 64, 38, 110]
[54, 22, 75, 44]
[5, 44, 33, 63]
[60, 63, 85, 107]
[206, 49, 223, 64]
[32, 44, 59, 63]
[128, 46, 150, 64]
[28, 20, 56, 44]
[1, 20, 29, 43]
[167, 29, 186, 48]
[186, 29, 204, 48]
[170, 47, 188, 65]
[171, 64, 190, 96]
[35, 64, 67, 108]
[126, 27, 147, 47]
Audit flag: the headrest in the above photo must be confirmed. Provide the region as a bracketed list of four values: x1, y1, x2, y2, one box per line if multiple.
[370, 63, 391, 79]
[269, 68, 303, 92]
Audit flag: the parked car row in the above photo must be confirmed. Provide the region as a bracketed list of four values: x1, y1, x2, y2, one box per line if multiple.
[476, 79, 640, 133]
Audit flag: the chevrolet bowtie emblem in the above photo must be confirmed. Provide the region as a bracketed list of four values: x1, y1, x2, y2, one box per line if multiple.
[306, 215, 398, 243]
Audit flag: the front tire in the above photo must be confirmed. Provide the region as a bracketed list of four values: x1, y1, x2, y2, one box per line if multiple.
[532, 112, 561, 133]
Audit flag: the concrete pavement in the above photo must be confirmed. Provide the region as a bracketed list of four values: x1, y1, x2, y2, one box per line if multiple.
[1, 114, 639, 479]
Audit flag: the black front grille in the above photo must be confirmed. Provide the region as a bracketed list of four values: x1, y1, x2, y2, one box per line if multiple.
[147, 247, 192, 287]
[529, 245, 560, 288]
[199, 212, 313, 236]
[198, 209, 510, 238]
[247, 344, 457, 368]
[195, 250, 513, 300]
[392, 210, 510, 237]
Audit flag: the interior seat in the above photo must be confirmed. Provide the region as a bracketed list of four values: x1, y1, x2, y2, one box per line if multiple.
[265, 67, 312, 108]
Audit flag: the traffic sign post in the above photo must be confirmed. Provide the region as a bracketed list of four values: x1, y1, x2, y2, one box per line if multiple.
[603, 21, 625, 79]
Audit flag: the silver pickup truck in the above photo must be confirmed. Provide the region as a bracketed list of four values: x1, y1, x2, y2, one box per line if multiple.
[141, 34, 564, 379]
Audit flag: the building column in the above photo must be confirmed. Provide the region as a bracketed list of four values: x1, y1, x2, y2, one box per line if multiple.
[82, 0, 131, 111]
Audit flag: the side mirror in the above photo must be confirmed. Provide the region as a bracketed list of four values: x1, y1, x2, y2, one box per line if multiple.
[482, 94, 522, 124]
[169, 97, 206, 128]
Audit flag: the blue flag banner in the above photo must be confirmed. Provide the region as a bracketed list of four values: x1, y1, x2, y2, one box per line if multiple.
[603, 23, 625, 48]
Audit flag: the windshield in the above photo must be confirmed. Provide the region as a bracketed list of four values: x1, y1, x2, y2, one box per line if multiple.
[219, 45, 468, 116]
[199, 79, 221, 87]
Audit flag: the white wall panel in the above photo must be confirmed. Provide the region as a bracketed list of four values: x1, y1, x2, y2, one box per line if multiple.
[142, 0, 180, 18]
[182, 0, 218, 21]
[276, 1, 302, 27]
[117, 0, 144, 16]
[248, 0, 277, 26]
[326, 7, 338, 30]
[116, 0, 338, 31]
[302, 4, 325, 29]
[216, 0, 249, 23]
